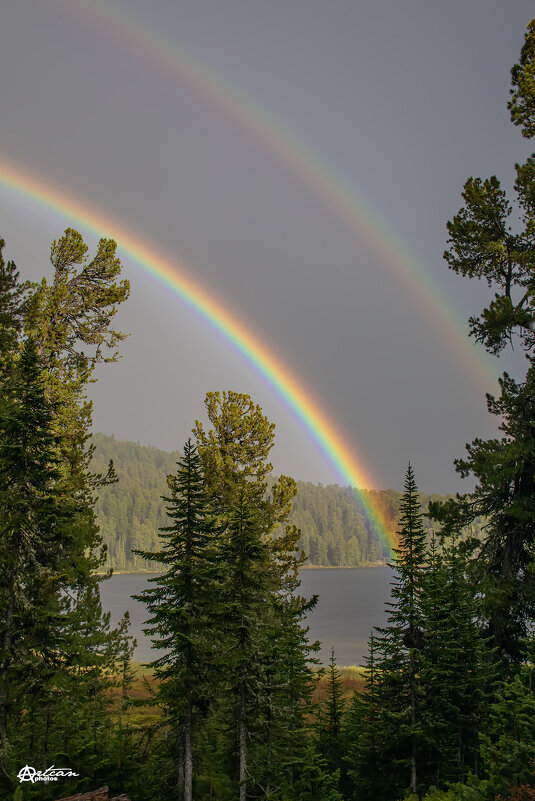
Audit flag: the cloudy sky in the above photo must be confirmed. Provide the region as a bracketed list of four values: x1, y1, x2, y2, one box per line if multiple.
[1, 0, 533, 493]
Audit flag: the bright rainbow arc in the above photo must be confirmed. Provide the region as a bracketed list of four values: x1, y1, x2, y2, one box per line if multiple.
[69, 0, 498, 393]
[0, 160, 397, 554]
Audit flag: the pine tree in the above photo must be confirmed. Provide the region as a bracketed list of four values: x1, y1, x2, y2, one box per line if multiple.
[201, 487, 277, 800]
[420, 533, 493, 786]
[0, 339, 68, 782]
[135, 439, 222, 801]
[193, 390, 297, 533]
[354, 465, 428, 800]
[479, 641, 535, 795]
[0, 233, 133, 795]
[430, 17, 535, 664]
[343, 634, 385, 801]
[0, 239, 28, 370]
[192, 392, 318, 799]
[317, 648, 346, 782]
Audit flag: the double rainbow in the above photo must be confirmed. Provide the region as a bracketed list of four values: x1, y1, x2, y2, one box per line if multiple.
[67, 0, 496, 391]
[0, 159, 396, 553]
[2, 3, 499, 555]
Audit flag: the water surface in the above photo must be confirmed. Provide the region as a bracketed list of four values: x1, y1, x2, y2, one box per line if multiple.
[99, 567, 394, 666]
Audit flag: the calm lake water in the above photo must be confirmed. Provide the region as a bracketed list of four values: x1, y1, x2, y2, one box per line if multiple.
[99, 567, 395, 666]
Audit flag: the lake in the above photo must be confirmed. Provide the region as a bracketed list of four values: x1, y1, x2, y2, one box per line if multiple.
[99, 567, 395, 666]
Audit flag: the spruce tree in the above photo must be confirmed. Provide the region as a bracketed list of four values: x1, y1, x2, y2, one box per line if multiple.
[317, 648, 346, 785]
[479, 642, 535, 795]
[217, 487, 285, 801]
[0, 233, 133, 795]
[0, 239, 28, 370]
[135, 439, 222, 801]
[0, 339, 68, 782]
[343, 634, 385, 801]
[192, 392, 318, 799]
[354, 465, 428, 800]
[420, 533, 493, 785]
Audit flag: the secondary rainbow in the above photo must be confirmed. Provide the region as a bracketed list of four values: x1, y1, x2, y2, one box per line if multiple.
[0, 159, 397, 554]
[66, 0, 497, 392]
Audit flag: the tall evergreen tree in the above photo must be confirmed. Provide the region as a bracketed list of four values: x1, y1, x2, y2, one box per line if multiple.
[0, 233, 133, 796]
[218, 488, 279, 801]
[192, 392, 319, 799]
[352, 465, 428, 800]
[0, 239, 28, 371]
[135, 439, 222, 801]
[419, 533, 493, 785]
[193, 390, 297, 533]
[430, 16, 535, 664]
[479, 640, 535, 796]
[317, 648, 346, 784]
[343, 634, 385, 801]
[0, 338, 68, 784]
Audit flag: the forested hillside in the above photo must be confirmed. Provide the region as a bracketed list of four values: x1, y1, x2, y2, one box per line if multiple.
[91, 433, 469, 571]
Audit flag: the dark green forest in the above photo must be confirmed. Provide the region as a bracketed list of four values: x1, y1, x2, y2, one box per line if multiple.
[92, 432, 470, 571]
[2, 16, 535, 801]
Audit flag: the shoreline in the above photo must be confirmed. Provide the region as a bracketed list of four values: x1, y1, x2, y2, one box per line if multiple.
[97, 562, 387, 576]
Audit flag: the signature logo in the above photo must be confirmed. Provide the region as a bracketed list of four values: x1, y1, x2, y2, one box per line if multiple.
[17, 764, 79, 783]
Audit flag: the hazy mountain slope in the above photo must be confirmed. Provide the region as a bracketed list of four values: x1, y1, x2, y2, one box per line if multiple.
[91, 433, 460, 571]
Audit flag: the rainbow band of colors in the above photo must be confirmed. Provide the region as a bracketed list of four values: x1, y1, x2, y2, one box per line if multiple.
[0, 160, 397, 554]
[70, 0, 495, 393]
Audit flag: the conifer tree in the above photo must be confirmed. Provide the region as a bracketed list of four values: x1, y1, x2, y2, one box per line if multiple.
[479, 642, 535, 795]
[420, 533, 492, 785]
[192, 392, 318, 799]
[430, 17, 535, 663]
[343, 634, 385, 801]
[193, 390, 297, 533]
[135, 439, 222, 801]
[0, 234, 133, 794]
[217, 487, 283, 801]
[354, 465, 428, 800]
[317, 648, 346, 784]
[0, 239, 28, 370]
[0, 338, 68, 781]
[252, 523, 319, 798]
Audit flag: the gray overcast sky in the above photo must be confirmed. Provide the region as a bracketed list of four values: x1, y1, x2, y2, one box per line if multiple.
[0, 0, 533, 493]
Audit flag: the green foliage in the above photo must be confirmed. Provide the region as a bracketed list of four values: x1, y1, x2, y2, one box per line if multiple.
[91, 433, 480, 571]
[443, 171, 535, 355]
[347, 466, 429, 801]
[479, 649, 535, 795]
[0, 239, 29, 371]
[194, 390, 297, 534]
[346, 469, 495, 801]
[0, 232, 134, 798]
[316, 649, 346, 794]
[277, 746, 344, 801]
[134, 396, 319, 800]
[432, 369, 535, 662]
[509, 18, 535, 138]
[134, 438, 223, 800]
[431, 14, 535, 664]
[0, 338, 73, 775]
[405, 775, 492, 801]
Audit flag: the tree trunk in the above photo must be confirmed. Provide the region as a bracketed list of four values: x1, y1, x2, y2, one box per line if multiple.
[0, 563, 17, 753]
[239, 680, 247, 801]
[184, 700, 193, 801]
[410, 650, 417, 795]
[177, 735, 184, 801]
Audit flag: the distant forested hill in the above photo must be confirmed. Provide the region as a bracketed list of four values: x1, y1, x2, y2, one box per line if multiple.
[91, 433, 471, 571]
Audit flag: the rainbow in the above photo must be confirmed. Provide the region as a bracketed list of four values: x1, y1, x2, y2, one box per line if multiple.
[65, 0, 497, 391]
[0, 159, 397, 553]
